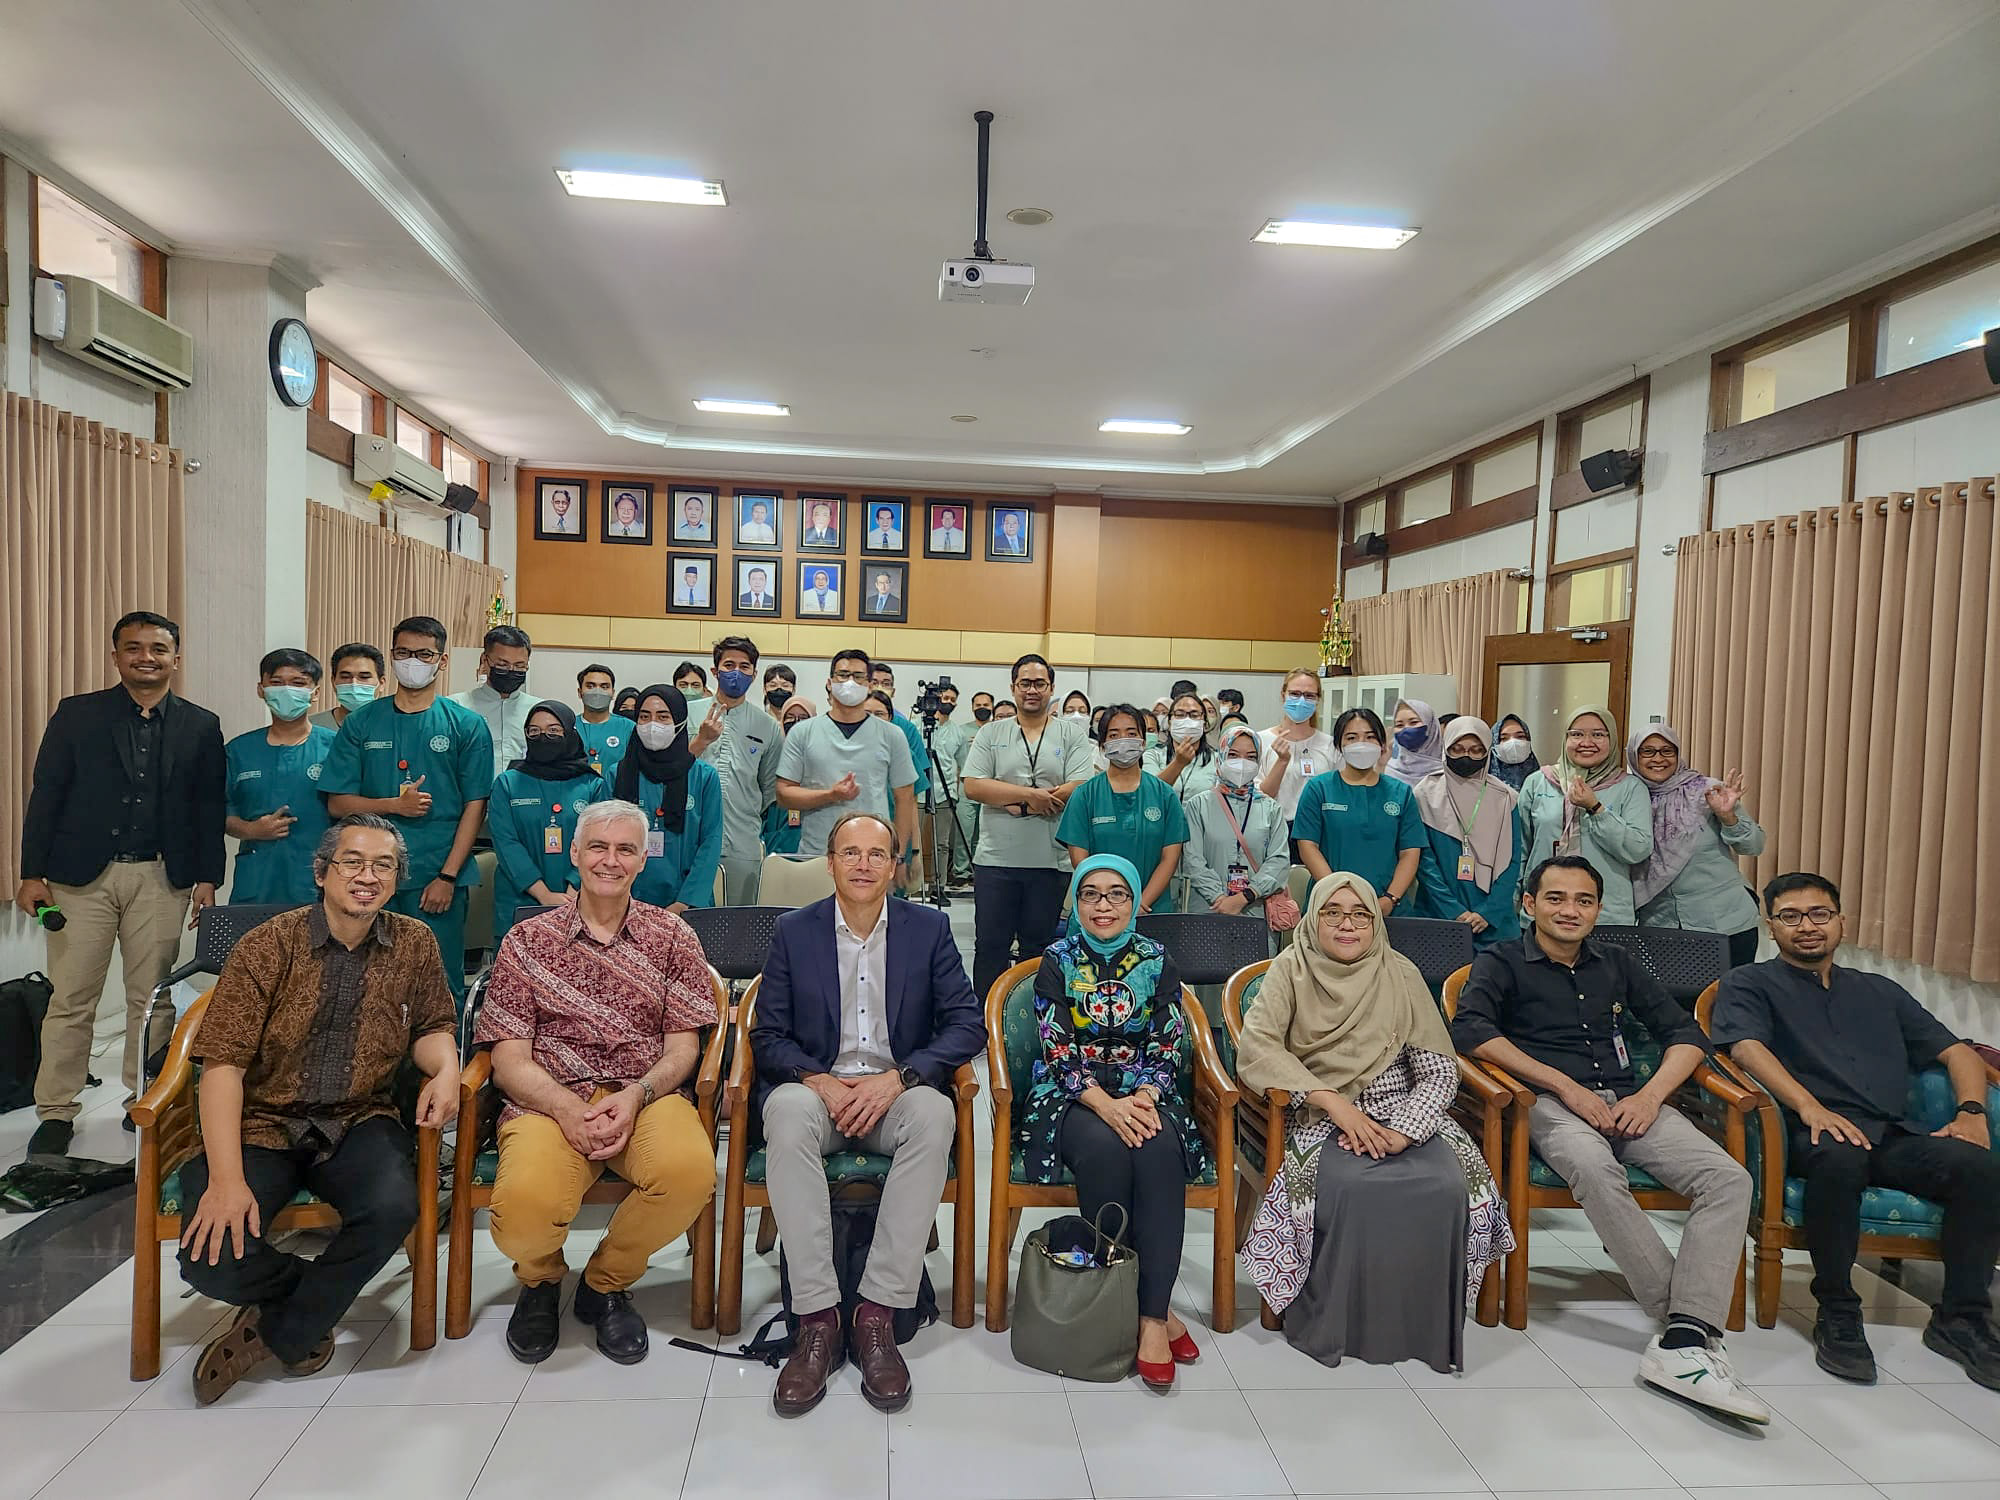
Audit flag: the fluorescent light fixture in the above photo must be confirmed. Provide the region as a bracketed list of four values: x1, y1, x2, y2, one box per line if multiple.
[1253, 220, 1417, 250]
[1099, 418, 1191, 436]
[555, 169, 726, 206]
[693, 398, 790, 417]
[1955, 335, 1988, 350]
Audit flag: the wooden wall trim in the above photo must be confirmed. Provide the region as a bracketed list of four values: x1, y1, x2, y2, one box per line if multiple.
[306, 410, 355, 467]
[1340, 483, 1536, 567]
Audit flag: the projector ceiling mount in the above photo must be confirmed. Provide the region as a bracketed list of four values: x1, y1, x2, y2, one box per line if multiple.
[971, 108, 995, 262]
[939, 109, 1036, 305]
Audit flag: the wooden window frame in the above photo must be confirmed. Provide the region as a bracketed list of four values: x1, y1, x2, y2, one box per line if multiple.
[1544, 547, 1638, 631]
[28, 175, 165, 317]
[1340, 422, 1542, 564]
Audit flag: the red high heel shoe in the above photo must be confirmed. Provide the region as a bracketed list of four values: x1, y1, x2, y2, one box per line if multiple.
[1134, 1353, 1176, 1392]
[1168, 1329, 1201, 1365]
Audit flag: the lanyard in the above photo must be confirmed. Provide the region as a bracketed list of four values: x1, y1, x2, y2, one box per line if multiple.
[1217, 785, 1254, 838]
[1449, 781, 1487, 842]
[1018, 724, 1044, 788]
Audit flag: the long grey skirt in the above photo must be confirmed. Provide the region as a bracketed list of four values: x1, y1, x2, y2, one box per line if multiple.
[1283, 1135, 1469, 1374]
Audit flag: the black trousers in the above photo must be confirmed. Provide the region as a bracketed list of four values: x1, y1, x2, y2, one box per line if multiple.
[972, 865, 1068, 1002]
[1789, 1123, 2000, 1320]
[177, 1115, 419, 1364]
[1060, 1105, 1186, 1321]
[1727, 927, 1760, 968]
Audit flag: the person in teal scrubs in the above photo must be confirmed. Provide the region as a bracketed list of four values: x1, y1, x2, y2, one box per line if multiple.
[321, 614, 493, 1005]
[1291, 707, 1424, 915]
[1058, 705, 1189, 915]
[573, 662, 629, 779]
[224, 648, 336, 905]
[613, 684, 723, 911]
[1412, 716, 1522, 949]
[488, 701, 608, 938]
[762, 697, 811, 856]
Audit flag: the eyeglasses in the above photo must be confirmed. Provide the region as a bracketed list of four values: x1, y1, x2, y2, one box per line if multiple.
[1077, 888, 1132, 908]
[525, 731, 565, 743]
[831, 670, 868, 683]
[834, 848, 894, 868]
[1014, 678, 1052, 690]
[1319, 907, 1375, 930]
[1634, 746, 1677, 760]
[328, 856, 399, 877]
[1566, 730, 1611, 743]
[390, 648, 441, 663]
[1772, 906, 1840, 929]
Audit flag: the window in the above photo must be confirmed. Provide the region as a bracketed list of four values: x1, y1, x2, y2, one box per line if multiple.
[1875, 258, 2000, 376]
[1732, 321, 1849, 423]
[33, 179, 160, 312]
[1398, 470, 1453, 526]
[443, 439, 481, 493]
[1547, 559, 1634, 629]
[326, 363, 374, 435]
[1558, 378, 1649, 476]
[1347, 494, 1386, 539]
[1467, 434, 1537, 506]
[395, 409, 436, 463]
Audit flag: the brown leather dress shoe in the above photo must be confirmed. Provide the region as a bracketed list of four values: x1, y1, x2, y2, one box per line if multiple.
[850, 1302, 911, 1413]
[773, 1309, 844, 1418]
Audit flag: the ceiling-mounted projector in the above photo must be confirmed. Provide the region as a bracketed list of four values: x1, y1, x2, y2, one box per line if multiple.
[940, 258, 1035, 305]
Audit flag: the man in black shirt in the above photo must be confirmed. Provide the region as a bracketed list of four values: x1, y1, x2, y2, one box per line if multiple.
[1454, 856, 1763, 1422]
[1713, 871, 2000, 1389]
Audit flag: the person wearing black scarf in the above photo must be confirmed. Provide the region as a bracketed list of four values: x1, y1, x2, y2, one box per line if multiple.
[511, 701, 595, 782]
[488, 701, 610, 937]
[613, 688, 642, 722]
[614, 685, 723, 911]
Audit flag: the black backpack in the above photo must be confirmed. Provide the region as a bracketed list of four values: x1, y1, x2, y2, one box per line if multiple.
[0, 973, 53, 1114]
[732, 1191, 939, 1366]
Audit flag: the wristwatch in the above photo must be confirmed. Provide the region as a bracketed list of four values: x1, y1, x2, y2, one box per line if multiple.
[1956, 1101, 1987, 1117]
[898, 1066, 923, 1091]
[634, 1079, 656, 1108]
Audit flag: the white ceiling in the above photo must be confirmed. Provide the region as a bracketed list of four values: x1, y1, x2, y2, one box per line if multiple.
[3, 0, 1997, 497]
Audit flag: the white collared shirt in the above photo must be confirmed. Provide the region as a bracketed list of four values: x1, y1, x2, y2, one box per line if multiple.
[831, 900, 895, 1076]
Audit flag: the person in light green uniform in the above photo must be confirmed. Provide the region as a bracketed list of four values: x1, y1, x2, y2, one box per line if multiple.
[764, 697, 812, 855]
[1515, 704, 1653, 925]
[1291, 706, 1424, 913]
[615, 683, 723, 910]
[225, 648, 336, 906]
[488, 701, 607, 938]
[691, 637, 782, 905]
[1412, 716, 1522, 950]
[1183, 726, 1291, 922]
[928, 683, 980, 885]
[775, 650, 918, 861]
[1059, 705, 1190, 915]
[1149, 691, 1220, 800]
[321, 614, 493, 1005]
[573, 662, 629, 779]
[1627, 724, 1767, 968]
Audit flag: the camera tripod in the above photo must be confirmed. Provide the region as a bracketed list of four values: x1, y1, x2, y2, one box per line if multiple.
[916, 707, 969, 910]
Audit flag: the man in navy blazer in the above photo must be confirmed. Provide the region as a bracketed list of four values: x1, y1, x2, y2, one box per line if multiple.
[752, 810, 982, 1418]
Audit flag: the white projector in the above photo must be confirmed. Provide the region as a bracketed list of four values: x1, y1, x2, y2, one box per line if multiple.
[939, 258, 1035, 305]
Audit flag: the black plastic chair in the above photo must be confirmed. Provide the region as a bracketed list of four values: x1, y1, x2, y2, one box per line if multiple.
[1384, 916, 1477, 997]
[677, 905, 788, 984]
[1136, 913, 1272, 986]
[140, 902, 304, 1090]
[1588, 925, 1732, 1009]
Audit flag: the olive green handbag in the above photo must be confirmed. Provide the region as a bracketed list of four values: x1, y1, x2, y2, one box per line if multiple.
[1009, 1203, 1140, 1382]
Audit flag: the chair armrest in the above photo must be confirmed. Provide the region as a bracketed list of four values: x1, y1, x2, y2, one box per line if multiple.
[416, 1116, 441, 1189]
[725, 1003, 755, 1136]
[950, 1061, 980, 1106]
[1455, 1056, 1524, 1110]
[1188, 1010, 1240, 1115]
[1467, 1056, 1531, 1101]
[694, 1022, 727, 1133]
[459, 1049, 492, 1096]
[129, 990, 213, 1128]
[1692, 1060, 1763, 1113]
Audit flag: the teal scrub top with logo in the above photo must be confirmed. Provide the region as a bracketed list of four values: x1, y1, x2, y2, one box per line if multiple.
[632, 763, 724, 908]
[576, 715, 629, 779]
[1289, 771, 1424, 894]
[1056, 771, 1191, 912]
[318, 695, 494, 886]
[487, 767, 608, 937]
[224, 724, 336, 905]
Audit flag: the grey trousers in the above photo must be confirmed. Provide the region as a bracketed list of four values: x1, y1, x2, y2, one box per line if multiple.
[762, 1081, 955, 1315]
[721, 853, 762, 907]
[1528, 1092, 1750, 1330]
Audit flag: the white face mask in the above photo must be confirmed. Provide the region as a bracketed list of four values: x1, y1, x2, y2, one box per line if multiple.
[1494, 737, 1533, 765]
[636, 720, 678, 751]
[1064, 711, 1090, 724]
[830, 678, 869, 708]
[1218, 756, 1257, 788]
[1169, 715, 1204, 742]
[1341, 742, 1382, 771]
[1104, 738, 1145, 767]
[392, 657, 439, 690]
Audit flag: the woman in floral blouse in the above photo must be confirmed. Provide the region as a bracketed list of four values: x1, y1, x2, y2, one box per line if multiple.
[1016, 854, 1212, 1389]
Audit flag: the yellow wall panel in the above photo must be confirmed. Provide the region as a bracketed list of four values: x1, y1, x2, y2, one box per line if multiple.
[873, 628, 962, 660]
[788, 624, 872, 659]
[1171, 639, 1254, 671]
[1093, 636, 1174, 668]
[1251, 640, 1322, 672]
[608, 617, 696, 651]
[519, 613, 610, 648]
[959, 631, 1039, 663]
[1045, 632, 1097, 665]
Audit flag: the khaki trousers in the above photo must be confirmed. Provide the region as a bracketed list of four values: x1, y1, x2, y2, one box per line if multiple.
[37, 859, 188, 1120]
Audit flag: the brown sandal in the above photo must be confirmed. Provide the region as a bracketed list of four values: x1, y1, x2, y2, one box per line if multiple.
[283, 1335, 336, 1377]
[193, 1307, 274, 1406]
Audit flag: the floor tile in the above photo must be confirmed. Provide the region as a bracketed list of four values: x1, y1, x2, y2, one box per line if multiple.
[1068, 1389, 1288, 1497]
[136, 1320, 383, 1410]
[681, 1394, 888, 1500]
[1584, 1385, 1863, 1488]
[0, 1320, 192, 1410]
[1866, 1318, 2000, 1386]
[326, 1306, 532, 1407]
[896, 1320, 1064, 1393]
[1298, 1493, 1494, 1500]
[255, 1402, 510, 1499]
[519, 1270, 716, 1402]
[1420, 1386, 1676, 1493]
[47, 1248, 231, 1342]
[1877, 1484, 2000, 1500]
[0, 1410, 115, 1500]
[890, 1392, 1089, 1499]
[1759, 1383, 2000, 1483]
[1912, 1376, 2000, 1437]
[1399, 1319, 1575, 1389]
[1492, 1492, 1685, 1500]
[1715, 1312, 1898, 1387]
[1251, 1386, 1486, 1495]
[1520, 1303, 1662, 1388]
[1684, 1488, 1880, 1500]
[35, 1406, 314, 1500]
[469, 1398, 702, 1498]
[1207, 1314, 1410, 1390]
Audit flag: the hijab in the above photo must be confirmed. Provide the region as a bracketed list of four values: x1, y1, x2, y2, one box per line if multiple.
[1217, 726, 1262, 801]
[509, 700, 596, 783]
[1413, 716, 1517, 892]
[613, 688, 642, 722]
[1627, 723, 1714, 908]
[1384, 698, 1444, 785]
[1240, 872, 1453, 1102]
[613, 683, 694, 833]
[1489, 713, 1541, 791]
[1064, 853, 1142, 958]
[1543, 704, 1629, 794]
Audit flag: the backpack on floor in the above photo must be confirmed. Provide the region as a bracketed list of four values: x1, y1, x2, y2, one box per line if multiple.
[0, 972, 53, 1114]
[734, 1194, 939, 1366]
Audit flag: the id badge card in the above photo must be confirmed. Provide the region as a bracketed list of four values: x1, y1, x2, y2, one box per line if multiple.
[1611, 1030, 1631, 1069]
[646, 828, 665, 860]
[1456, 851, 1477, 883]
[1226, 862, 1250, 896]
[544, 823, 564, 855]
[1297, 756, 1315, 778]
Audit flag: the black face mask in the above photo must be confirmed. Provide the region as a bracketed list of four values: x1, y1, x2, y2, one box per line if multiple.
[525, 736, 566, 764]
[938, 701, 955, 716]
[1447, 753, 1488, 779]
[487, 666, 528, 696]
[973, 707, 993, 723]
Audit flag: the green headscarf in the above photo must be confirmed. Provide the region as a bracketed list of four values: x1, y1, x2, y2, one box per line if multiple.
[1065, 853, 1143, 958]
[1543, 704, 1628, 794]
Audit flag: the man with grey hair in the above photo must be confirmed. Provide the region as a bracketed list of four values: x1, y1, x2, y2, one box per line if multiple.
[477, 798, 720, 1366]
[177, 813, 460, 1406]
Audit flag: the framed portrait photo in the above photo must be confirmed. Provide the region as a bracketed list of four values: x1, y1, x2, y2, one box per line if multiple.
[734, 491, 782, 549]
[923, 500, 973, 559]
[858, 561, 908, 624]
[797, 492, 846, 552]
[667, 554, 717, 615]
[535, 477, 588, 542]
[601, 481, 653, 545]
[987, 503, 1033, 562]
[860, 495, 909, 557]
[668, 487, 718, 547]
[795, 560, 845, 620]
[732, 557, 781, 616]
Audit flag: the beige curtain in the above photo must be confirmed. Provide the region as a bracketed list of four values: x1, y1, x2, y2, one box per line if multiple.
[0, 394, 186, 890]
[1669, 479, 2000, 981]
[306, 501, 503, 694]
[1346, 568, 1524, 691]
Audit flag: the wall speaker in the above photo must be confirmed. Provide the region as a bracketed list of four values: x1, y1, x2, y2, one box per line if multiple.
[1580, 448, 1643, 494]
[1356, 531, 1389, 558]
[442, 482, 480, 514]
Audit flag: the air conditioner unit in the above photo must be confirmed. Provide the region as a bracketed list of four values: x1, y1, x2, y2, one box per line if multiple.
[32, 275, 195, 392]
[353, 435, 449, 506]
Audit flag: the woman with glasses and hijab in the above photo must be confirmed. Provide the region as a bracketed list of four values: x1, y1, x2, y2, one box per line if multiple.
[1238, 872, 1511, 1373]
[1412, 717, 1522, 950]
[487, 702, 609, 939]
[1628, 726, 1765, 966]
[613, 684, 723, 912]
[1515, 705, 1653, 925]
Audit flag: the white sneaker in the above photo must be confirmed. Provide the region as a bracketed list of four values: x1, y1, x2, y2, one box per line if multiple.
[1640, 1334, 1771, 1423]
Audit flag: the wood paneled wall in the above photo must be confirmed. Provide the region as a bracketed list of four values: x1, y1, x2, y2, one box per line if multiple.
[1094, 499, 1339, 639]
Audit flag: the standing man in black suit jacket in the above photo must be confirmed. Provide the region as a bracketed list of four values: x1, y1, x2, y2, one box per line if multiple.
[751, 810, 983, 1417]
[14, 612, 226, 1163]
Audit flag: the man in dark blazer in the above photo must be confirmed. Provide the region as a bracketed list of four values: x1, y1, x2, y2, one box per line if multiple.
[14, 611, 227, 1163]
[751, 809, 982, 1418]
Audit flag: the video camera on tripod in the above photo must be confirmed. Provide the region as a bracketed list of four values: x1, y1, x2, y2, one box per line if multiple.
[914, 675, 953, 726]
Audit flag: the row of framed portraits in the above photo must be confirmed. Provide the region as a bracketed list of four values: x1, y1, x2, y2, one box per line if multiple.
[667, 555, 914, 622]
[533, 479, 1036, 562]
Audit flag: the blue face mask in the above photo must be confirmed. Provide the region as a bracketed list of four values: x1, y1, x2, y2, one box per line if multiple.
[1282, 695, 1316, 723]
[334, 683, 377, 713]
[263, 684, 314, 722]
[1395, 724, 1429, 750]
[716, 668, 755, 701]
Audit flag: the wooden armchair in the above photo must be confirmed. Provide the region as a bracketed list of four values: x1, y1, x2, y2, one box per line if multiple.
[1444, 967, 1760, 1330]
[129, 990, 442, 1380]
[1221, 959, 1520, 1331]
[984, 958, 1240, 1334]
[715, 977, 980, 1336]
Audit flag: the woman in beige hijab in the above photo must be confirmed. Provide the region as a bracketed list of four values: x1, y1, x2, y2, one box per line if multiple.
[1237, 872, 1512, 1372]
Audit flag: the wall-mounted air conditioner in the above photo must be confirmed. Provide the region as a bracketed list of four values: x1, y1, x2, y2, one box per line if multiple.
[353, 435, 449, 506]
[32, 275, 195, 392]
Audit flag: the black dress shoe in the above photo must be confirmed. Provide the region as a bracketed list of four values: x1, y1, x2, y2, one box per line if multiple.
[1924, 1312, 2000, 1390]
[1813, 1306, 1877, 1383]
[573, 1281, 648, 1365]
[506, 1280, 563, 1364]
[25, 1119, 72, 1166]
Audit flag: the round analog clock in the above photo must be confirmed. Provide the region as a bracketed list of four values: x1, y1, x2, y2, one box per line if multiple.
[269, 317, 318, 408]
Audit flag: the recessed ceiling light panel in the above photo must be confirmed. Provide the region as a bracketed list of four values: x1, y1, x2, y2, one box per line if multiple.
[1099, 418, 1191, 436]
[950, 414, 979, 423]
[693, 398, 789, 416]
[556, 169, 727, 206]
[1006, 207, 1054, 226]
[1253, 219, 1416, 249]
